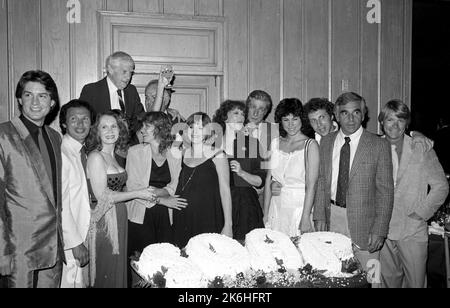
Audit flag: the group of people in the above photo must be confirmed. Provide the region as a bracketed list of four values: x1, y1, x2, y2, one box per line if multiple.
[0, 50, 448, 289]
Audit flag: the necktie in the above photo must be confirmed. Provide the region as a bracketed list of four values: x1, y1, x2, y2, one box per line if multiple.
[80, 145, 88, 176]
[335, 137, 351, 208]
[38, 128, 54, 200]
[117, 89, 125, 112]
[391, 144, 399, 186]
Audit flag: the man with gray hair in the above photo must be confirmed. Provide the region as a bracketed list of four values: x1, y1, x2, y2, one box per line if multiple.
[313, 92, 394, 286]
[80, 51, 144, 137]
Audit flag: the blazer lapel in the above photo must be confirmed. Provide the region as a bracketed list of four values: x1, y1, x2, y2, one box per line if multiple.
[349, 130, 371, 180]
[142, 144, 153, 183]
[326, 132, 338, 189]
[11, 117, 56, 208]
[101, 78, 112, 112]
[395, 135, 413, 184]
[45, 126, 61, 205]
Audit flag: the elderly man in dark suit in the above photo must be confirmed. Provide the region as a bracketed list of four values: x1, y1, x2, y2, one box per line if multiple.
[80, 51, 144, 136]
[313, 92, 394, 285]
[0, 70, 64, 288]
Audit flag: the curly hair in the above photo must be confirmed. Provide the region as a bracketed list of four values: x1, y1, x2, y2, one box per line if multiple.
[212, 100, 247, 133]
[86, 111, 130, 153]
[304, 98, 334, 118]
[275, 98, 311, 138]
[140, 112, 175, 154]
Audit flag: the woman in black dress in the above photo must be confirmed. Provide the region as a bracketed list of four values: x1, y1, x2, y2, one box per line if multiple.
[172, 112, 233, 248]
[126, 112, 186, 281]
[213, 101, 266, 240]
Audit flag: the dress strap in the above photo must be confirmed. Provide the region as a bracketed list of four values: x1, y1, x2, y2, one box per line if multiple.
[210, 150, 226, 160]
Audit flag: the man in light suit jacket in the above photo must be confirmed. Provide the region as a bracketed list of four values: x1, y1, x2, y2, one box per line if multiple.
[313, 92, 394, 283]
[80, 51, 144, 138]
[60, 99, 94, 288]
[378, 100, 449, 288]
[0, 70, 64, 288]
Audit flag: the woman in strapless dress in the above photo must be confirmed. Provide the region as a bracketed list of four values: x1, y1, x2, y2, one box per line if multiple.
[85, 111, 155, 288]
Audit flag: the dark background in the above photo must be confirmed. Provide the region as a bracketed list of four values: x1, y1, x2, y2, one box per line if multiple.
[411, 0, 450, 137]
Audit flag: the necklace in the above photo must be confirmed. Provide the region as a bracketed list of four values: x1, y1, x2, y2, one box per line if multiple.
[181, 167, 197, 192]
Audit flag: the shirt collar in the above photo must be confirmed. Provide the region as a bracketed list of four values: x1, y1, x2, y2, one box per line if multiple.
[338, 125, 364, 142]
[63, 134, 84, 152]
[107, 76, 120, 94]
[19, 114, 42, 135]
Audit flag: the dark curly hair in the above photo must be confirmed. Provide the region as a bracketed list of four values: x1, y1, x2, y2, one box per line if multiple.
[275, 98, 311, 138]
[212, 100, 247, 133]
[304, 98, 334, 118]
[86, 111, 130, 153]
[140, 112, 175, 154]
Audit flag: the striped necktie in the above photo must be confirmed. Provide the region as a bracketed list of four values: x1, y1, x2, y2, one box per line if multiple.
[80, 145, 88, 176]
[117, 89, 126, 112]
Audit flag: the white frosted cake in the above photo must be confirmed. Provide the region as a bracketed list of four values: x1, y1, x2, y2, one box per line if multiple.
[245, 229, 305, 272]
[134, 243, 207, 288]
[298, 232, 354, 277]
[185, 233, 251, 281]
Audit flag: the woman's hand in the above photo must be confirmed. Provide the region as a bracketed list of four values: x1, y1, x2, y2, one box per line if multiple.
[299, 216, 314, 234]
[230, 160, 243, 177]
[167, 108, 185, 122]
[137, 187, 156, 201]
[221, 224, 233, 238]
[160, 195, 188, 211]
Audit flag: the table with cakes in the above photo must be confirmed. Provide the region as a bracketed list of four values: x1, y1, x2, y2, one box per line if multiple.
[131, 229, 369, 288]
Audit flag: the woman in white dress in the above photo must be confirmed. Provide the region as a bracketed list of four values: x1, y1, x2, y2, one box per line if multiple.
[263, 98, 319, 237]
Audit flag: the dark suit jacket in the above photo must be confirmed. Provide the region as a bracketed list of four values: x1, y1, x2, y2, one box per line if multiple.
[79, 77, 145, 135]
[313, 129, 394, 250]
[0, 117, 64, 271]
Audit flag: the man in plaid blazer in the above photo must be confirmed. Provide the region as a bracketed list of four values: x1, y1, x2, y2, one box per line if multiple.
[313, 92, 394, 282]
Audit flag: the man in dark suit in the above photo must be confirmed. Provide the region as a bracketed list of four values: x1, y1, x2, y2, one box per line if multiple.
[79, 51, 144, 136]
[0, 70, 64, 288]
[313, 92, 394, 285]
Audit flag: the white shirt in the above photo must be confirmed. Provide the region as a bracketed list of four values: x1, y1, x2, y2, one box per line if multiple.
[331, 126, 364, 200]
[61, 134, 91, 251]
[107, 77, 124, 110]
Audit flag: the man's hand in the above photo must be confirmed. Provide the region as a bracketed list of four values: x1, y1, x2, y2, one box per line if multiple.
[367, 234, 385, 253]
[72, 244, 89, 268]
[0, 255, 13, 276]
[159, 65, 174, 88]
[167, 108, 185, 123]
[314, 220, 327, 232]
[271, 181, 282, 196]
[411, 131, 433, 152]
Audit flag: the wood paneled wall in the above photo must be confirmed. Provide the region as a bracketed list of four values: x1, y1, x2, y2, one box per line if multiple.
[0, 0, 412, 133]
